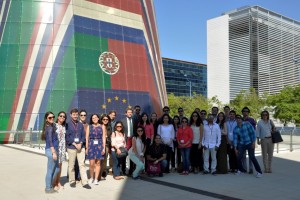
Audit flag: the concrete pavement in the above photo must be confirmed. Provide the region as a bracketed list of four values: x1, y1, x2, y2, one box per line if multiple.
[0, 144, 299, 200]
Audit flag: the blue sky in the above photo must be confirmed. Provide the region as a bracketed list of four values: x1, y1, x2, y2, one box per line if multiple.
[154, 0, 300, 64]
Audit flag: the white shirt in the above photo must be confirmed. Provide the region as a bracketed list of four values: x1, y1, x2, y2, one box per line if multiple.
[129, 137, 144, 156]
[226, 119, 237, 142]
[158, 124, 175, 148]
[202, 123, 221, 148]
[191, 125, 200, 144]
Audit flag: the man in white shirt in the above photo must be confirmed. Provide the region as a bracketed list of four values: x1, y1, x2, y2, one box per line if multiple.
[202, 114, 221, 175]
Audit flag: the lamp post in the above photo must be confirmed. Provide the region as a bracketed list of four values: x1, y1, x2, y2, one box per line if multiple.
[184, 74, 192, 98]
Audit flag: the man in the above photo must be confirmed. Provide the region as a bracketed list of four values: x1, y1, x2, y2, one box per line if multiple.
[132, 105, 141, 125]
[194, 108, 201, 115]
[233, 115, 262, 178]
[146, 135, 168, 177]
[66, 108, 91, 189]
[200, 110, 208, 125]
[177, 107, 185, 123]
[242, 106, 256, 174]
[211, 107, 219, 123]
[224, 106, 230, 121]
[158, 106, 172, 124]
[109, 110, 117, 129]
[202, 114, 221, 175]
[121, 107, 137, 175]
[226, 110, 238, 172]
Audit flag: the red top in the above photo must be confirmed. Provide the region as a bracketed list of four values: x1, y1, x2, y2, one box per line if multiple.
[176, 126, 193, 148]
[139, 123, 154, 139]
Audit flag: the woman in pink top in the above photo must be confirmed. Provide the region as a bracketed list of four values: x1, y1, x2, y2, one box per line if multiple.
[111, 121, 126, 180]
[177, 117, 193, 175]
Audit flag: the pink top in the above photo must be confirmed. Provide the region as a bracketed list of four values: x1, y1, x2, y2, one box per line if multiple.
[111, 131, 126, 151]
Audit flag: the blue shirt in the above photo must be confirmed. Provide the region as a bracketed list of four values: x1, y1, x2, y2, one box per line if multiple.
[66, 120, 85, 149]
[233, 122, 256, 148]
[226, 119, 237, 141]
[45, 124, 58, 150]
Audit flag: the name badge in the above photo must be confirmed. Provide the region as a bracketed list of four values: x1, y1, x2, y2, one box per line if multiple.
[180, 140, 184, 143]
[93, 140, 99, 145]
[74, 138, 79, 143]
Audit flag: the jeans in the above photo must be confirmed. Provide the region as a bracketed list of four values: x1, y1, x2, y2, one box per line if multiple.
[45, 148, 60, 191]
[129, 152, 145, 178]
[111, 151, 123, 177]
[160, 160, 168, 172]
[181, 147, 191, 171]
[237, 144, 262, 173]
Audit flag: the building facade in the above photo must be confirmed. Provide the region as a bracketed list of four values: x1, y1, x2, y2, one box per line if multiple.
[0, 0, 167, 143]
[163, 57, 207, 97]
[207, 6, 300, 103]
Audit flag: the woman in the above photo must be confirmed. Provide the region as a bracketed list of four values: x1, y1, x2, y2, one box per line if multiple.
[189, 111, 203, 174]
[129, 126, 146, 179]
[86, 114, 106, 185]
[177, 117, 193, 175]
[150, 112, 159, 137]
[139, 112, 154, 147]
[216, 112, 228, 174]
[157, 114, 175, 173]
[257, 110, 274, 173]
[171, 116, 181, 172]
[111, 121, 126, 180]
[99, 114, 112, 180]
[52, 111, 67, 190]
[42, 112, 59, 194]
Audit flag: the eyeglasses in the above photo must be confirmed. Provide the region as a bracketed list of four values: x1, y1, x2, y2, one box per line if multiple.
[242, 110, 249, 113]
[102, 118, 109, 121]
[80, 114, 86, 117]
[182, 121, 188, 123]
[137, 130, 143, 132]
[48, 116, 55, 120]
[136, 109, 140, 112]
[59, 115, 65, 118]
[178, 110, 183, 112]
[163, 110, 169, 112]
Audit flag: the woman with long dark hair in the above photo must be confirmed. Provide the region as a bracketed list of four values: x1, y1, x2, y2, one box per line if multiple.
[171, 115, 181, 172]
[52, 111, 67, 190]
[150, 112, 159, 136]
[216, 112, 228, 174]
[189, 111, 204, 173]
[41, 111, 60, 194]
[129, 126, 146, 179]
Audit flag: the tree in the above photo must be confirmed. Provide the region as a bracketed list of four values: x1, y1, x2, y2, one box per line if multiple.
[229, 88, 267, 120]
[267, 85, 300, 125]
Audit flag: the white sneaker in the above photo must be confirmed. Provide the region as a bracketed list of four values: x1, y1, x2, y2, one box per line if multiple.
[235, 170, 242, 175]
[256, 172, 262, 178]
[93, 180, 99, 185]
[88, 179, 93, 185]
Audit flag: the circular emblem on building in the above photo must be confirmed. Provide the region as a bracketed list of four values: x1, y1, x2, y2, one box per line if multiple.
[99, 52, 120, 75]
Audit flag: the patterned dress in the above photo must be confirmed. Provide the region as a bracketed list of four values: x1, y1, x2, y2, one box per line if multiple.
[55, 123, 66, 163]
[87, 125, 104, 160]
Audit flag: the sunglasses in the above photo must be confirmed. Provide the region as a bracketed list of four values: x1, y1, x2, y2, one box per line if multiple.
[192, 115, 198, 117]
[163, 110, 169, 112]
[116, 125, 122, 128]
[48, 116, 55, 120]
[182, 121, 188, 123]
[178, 110, 183, 112]
[136, 109, 140, 111]
[80, 114, 86, 117]
[59, 115, 66, 118]
[137, 130, 143, 132]
[200, 113, 206, 115]
[102, 118, 109, 121]
[262, 114, 268, 116]
[242, 110, 249, 113]
[236, 117, 242, 120]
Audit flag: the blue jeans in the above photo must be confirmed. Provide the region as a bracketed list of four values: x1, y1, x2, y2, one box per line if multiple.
[181, 147, 191, 171]
[160, 160, 168, 172]
[111, 151, 123, 177]
[45, 148, 60, 191]
[237, 144, 262, 173]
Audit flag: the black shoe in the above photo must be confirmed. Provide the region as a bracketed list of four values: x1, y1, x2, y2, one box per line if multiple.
[83, 184, 91, 189]
[102, 171, 107, 178]
[211, 171, 217, 176]
[249, 170, 253, 174]
[203, 170, 209, 175]
[70, 182, 76, 188]
[45, 188, 58, 194]
[158, 173, 163, 177]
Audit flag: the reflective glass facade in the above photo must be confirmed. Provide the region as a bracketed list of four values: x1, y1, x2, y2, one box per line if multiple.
[162, 58, 207, 97]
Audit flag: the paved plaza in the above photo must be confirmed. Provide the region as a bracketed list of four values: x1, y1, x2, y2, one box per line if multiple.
[0, 144, 299, 200]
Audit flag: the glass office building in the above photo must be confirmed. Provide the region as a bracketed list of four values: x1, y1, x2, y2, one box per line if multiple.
[207, 6, 300, 103]
[163, 58, 207, 97]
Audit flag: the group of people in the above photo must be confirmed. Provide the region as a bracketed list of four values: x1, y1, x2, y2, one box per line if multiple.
[42, 105, 275, 193]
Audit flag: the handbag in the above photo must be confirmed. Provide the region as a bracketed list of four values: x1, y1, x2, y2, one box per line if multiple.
[116, 147, 128, 158]
[271, 130, 283, 143]
[270, 120, 283, 143]
[147, 162, 161, 174]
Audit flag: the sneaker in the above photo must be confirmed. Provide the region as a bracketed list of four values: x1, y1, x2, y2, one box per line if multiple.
[93, 180, 99, 185]
[256, 172, 262, 178]
[211, 171, 217, 176]
[132, 176, 139, 180]
[45, 188, 58, 194]
[83, 184, 92, 189]
[203, 170, 209, 175]
[70, 182, 76, 188]
[88, 179, 93, 185]
[235, 170, 243, 175]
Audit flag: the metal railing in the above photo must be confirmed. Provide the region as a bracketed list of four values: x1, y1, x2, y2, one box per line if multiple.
[1, 126, 300, 152]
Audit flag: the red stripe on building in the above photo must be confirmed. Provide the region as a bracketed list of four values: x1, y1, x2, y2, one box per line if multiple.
[86, 0, 142, 15]
[22, 1, 70, 130]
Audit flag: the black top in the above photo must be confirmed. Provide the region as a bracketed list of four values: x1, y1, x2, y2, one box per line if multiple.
[146, 143, 167, 159]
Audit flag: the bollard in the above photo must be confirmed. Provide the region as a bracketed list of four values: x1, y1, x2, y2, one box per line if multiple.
[30, 128, 32, 147]
[290, 130, 293, 152]
[276, 143, 279, 153]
